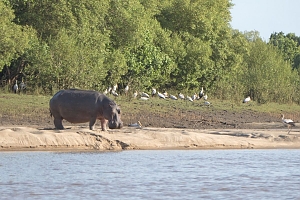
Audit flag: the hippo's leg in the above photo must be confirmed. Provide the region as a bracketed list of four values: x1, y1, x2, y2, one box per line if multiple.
[54, 118, 64, 129]
[89, 118, 97, 130]
[100, 119, 108, 131]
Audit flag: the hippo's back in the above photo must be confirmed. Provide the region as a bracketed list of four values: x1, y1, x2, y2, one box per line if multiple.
[50, 89, 103, 123]
[50, 89, 101, 105]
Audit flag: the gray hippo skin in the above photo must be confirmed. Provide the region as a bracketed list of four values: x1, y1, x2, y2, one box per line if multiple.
[49, 89, 123, 131]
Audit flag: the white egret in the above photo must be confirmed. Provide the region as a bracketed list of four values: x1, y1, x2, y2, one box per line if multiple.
[281, 114, 295, 134]
[203, 94, 208, 101]
[243, 96, 251, 103]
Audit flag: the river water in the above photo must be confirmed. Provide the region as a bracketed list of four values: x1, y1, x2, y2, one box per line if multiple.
[0, 149, 300, 200]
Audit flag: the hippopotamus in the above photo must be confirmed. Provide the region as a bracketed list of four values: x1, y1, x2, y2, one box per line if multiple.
[49, 89, 123, 131]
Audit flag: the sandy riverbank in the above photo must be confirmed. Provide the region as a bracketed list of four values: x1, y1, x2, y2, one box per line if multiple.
[1, 124, 300, 151]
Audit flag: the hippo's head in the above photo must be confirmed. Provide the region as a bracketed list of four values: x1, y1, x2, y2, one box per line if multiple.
[103, 102, 123, 129]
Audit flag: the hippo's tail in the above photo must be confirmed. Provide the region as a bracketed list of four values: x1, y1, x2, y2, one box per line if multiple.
[49, 109, 53, 118]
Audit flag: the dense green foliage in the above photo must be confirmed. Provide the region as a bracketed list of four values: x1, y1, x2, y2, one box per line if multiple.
[269, 32, 300, 70]
[1, 0, 300, 104]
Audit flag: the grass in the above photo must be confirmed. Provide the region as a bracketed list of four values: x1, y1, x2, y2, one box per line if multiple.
[1, 91, 300, 124]
[116, 95, 300, 115]
[0, 93, 49, 111]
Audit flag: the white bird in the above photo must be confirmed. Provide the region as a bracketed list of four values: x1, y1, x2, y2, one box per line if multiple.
[281, 114, 295, 134]
[133, 91, 138, 99]
[124, 85, 129, 95]
[128, 121, 143, 128]
[157, 92, 165, 99]
[113, 84, 118, 91]
[178, 93, 185, 100]
[108, 87, 112, 93]
[169, 94, 178, 100]
[103, 88, 108, 95]
[17, 80, 26, 94]
[203, 94, 208, 101]
[204, 101, 211, 106]
[163, 91, 168, 98]
[199, 87, 204, 99]
[13, 80, 18, 94]
[187, 96, 193, 102]
[192, 93, 197, 101]
[111, 90, 118, 96]
[151, 88, 157, 97]
[140, 96, 149, 100]
[19, 81, 26, 91]
[243, 96, 251, 103]
[141, 92, 150, 98]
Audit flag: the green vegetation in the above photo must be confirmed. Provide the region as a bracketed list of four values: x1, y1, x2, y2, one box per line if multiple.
[1, 0, 300, 104]
[0, 93, 50, 120]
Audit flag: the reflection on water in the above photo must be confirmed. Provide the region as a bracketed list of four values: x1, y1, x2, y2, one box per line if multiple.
[1, 149, 300, 199]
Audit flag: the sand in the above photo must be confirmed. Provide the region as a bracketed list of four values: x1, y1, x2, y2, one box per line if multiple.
[1, 124, 300, 151]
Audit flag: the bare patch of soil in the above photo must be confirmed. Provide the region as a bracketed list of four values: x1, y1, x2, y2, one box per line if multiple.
[126, 108, 282, 129]
[0, 106, 282, 130]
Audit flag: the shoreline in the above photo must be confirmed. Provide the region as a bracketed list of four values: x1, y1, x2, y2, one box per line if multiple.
[1, 125, 300, 151]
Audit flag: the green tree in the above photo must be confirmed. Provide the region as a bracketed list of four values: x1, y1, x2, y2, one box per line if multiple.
[106, 0, 177, 91]
[0, 1, 31, 71]
[107, 0, 150, 49]
[169, 32, 212, 91]
[269, 32, 300, 69]
[212, 30, 250, 100]
[103, 49, 128, 90]
[156, 0, 238, 93]
[10, 0, 77, 40]
[243, 35, 297, 103]
[125, 32, 173, 90]
[20, 0, 110, 93]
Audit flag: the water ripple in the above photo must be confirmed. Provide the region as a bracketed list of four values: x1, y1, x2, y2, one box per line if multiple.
[1, 149, 300, 199]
